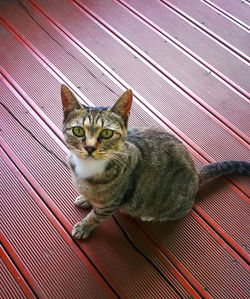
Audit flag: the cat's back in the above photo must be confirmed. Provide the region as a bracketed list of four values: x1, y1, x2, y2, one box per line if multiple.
[126, 126, 196, 174]
[127, 127, 184, 156]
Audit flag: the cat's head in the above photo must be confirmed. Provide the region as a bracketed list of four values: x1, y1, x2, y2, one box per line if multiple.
[61, 85, 132, 160]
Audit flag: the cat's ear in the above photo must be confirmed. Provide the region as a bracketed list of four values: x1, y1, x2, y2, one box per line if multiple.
[111, 89, 133, 126]
[61, 85, 83, 119]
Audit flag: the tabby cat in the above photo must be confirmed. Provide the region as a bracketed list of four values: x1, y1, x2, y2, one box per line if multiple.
[61, 85, 250, 239]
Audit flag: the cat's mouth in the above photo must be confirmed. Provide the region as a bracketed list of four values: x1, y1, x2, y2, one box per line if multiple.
[73, 149, 105, 161]
[68, 145, 110, 161]
[76, 152, 96, 160]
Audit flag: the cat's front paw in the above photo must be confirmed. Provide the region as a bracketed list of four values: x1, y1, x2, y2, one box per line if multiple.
[75, 195, 91, 209]
[72, 222, 92, 239]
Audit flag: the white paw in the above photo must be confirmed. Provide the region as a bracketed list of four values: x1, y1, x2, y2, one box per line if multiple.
[74, 195, 91, 209]
[140, 216, 155, 222]
[72, 222, 92, 239]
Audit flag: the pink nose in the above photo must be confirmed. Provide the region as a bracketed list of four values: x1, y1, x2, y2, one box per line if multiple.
[84, 146, 97, 155]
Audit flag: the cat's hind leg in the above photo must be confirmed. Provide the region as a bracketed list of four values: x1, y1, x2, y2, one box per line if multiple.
[75, 195, 91, 209]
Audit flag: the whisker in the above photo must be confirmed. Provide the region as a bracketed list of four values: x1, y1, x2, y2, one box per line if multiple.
[107, 154, 126, 168]
[107, 150, 129, 156]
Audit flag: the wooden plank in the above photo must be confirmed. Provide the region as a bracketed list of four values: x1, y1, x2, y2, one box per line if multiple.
[201, 0, 250, 29]
[0, 246, 35, 299]
[159, 0, 250, 59]
[123, 0, 250, 92]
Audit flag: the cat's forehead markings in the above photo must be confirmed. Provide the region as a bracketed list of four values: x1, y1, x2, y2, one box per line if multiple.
[83, 115, 91, 127]
[83, 109, 104, 128]
[69, 117, 84, 128]
[95, 115, 103, 127]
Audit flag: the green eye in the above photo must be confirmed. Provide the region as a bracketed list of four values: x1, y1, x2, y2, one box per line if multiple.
[72, 127, 85, 137]
[101, 129, 113, 139]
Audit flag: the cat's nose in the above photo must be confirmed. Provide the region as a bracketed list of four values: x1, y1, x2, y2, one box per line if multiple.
[84, 146, 97, 155]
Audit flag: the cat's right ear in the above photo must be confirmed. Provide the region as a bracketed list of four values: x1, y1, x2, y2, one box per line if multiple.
[61, 85, 83, 119]
[110, 89, 133, 127]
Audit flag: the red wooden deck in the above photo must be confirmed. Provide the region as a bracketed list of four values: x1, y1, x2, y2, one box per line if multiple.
[0, 0, 249, 298]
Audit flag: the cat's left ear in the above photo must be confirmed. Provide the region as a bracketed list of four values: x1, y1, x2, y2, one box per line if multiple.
[61, 85, 83, 119]
[111, 89, 133, 126]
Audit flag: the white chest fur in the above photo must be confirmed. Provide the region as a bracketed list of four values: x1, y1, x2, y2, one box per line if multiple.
[71, 154, 107, 179]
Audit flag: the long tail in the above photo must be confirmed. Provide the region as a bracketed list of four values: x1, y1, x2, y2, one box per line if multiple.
[198, 160, 250, 184]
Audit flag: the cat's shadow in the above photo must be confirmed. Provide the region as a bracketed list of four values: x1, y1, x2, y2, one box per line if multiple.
[114, 211, 184, 256]
[113, 177, 233, 269]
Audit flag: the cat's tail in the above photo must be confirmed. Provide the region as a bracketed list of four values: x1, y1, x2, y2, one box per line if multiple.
[198, 160, 250, 184]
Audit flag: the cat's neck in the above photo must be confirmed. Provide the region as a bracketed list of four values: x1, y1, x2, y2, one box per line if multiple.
[71, 153, 108, 179]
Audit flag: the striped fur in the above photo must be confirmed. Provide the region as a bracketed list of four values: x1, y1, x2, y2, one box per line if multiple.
[61, 85, 250, 239]
[199, 160, 250, 184]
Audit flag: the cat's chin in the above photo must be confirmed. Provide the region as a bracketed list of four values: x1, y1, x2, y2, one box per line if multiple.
[85, 156, 96, 161]
[74, 153, 102, 161]
[71, 150, 108, 161]
[75, 155, 95, 161]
